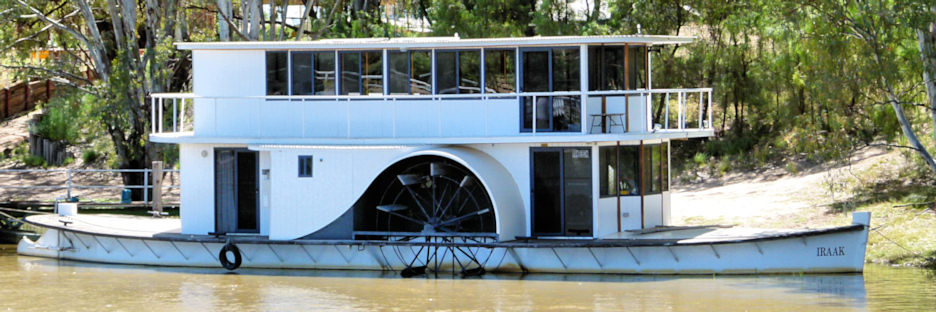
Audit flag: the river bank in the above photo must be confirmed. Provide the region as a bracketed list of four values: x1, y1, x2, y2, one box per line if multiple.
[672, 147, 936, 268]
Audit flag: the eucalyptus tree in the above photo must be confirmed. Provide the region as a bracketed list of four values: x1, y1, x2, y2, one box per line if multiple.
[2, 0, 185, 198]
[803, 0, 936, 174]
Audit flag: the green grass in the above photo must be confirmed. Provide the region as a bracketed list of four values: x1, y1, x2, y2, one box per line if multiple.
[837, 201, 936, 269]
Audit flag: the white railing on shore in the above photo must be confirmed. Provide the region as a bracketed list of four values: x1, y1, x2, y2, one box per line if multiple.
[150, 88, 713, 137]
[0, 168, 179, 206]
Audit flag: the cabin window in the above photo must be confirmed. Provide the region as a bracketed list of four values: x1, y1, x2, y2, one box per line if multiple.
[628, 45, 647, 90]
[339, 51, 382, 95]
[551, 48, 580, 91]
[298, 155, 314, 177]
[599, 143, 667, 197]
[520, 48, 581, 132]
[484, 49, 516, 93]
[388, 52, 409, 94]
[459, 51, 481, 93]
[435, 50, 480, 94]
[313, 52, 336, 95]
[641, 143, 668, 193]
[587, 45, 647, 90]
[387, 51, 432, 95]
[588, 46, 625, 91]
[266, 51, 288, 95]
[291, 52, 314, 95]
[599, 146, 640, 197]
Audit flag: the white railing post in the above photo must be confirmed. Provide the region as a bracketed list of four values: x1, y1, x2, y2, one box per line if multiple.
[179, 98, 186, 132]
[150, 97, 156, 133]
[172, 98, 177, 132]
[157, 98, 164, 133]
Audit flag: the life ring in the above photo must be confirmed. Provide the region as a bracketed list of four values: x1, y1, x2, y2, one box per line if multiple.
[219, 243, 242, 270]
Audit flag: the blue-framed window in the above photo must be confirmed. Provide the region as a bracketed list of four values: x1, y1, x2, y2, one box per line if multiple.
[388, 51, 432, 95]
[338, 51, 382, 95]
[298, 155, 314, 177]
[519, 47, 581, 132]
[484, 49, 516, 93]
[267, 51, 336, 96]
[435, 50, 481, 94]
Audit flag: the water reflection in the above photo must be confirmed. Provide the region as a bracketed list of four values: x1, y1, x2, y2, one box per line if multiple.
[2, 245, 934, 311]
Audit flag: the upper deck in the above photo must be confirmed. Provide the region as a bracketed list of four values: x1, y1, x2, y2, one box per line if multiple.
[150, 35, 714, 145]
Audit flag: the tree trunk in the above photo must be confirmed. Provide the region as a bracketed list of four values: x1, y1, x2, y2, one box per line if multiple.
[917, 10, 936, 147]
[217, 0, 232, 41]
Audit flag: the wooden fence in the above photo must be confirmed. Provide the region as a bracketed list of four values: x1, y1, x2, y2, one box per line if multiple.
[0, 80, 56, 119]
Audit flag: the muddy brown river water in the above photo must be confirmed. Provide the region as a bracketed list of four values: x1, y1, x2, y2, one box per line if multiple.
[0, 245, 933, 311]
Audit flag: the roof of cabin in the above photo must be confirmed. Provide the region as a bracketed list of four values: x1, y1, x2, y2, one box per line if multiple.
[175, 35, 695, 50]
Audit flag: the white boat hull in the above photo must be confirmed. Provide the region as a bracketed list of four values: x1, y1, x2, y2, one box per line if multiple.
[18, 213, 870, 274]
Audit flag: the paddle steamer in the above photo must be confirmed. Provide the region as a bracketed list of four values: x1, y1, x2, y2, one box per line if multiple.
[19, 35, 870, 275]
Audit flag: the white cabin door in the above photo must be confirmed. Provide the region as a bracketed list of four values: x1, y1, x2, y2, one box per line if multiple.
[214, 149, 259, 234]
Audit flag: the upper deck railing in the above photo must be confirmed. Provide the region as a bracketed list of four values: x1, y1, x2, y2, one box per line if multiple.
[149, 88, 712, 140]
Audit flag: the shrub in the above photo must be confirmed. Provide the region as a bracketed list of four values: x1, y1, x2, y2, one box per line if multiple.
[81, 149, 99, 164]
[22, 155, 45, 167]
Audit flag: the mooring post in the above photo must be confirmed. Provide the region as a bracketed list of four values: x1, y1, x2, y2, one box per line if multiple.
[152, 161, 163, 217]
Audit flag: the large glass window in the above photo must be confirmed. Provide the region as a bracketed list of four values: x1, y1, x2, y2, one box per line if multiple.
[521, 51, 549, 92]
[435, 50, 480, 94]
[340, 52, 360, 95]
[628, 45, 647, 90]
[313, 52, 336, 95]
[551, 48, 580, 91]
[411, 51, 431, 95]
[339, 51, 382, 95]
[387, 51, 432, 95]
[436, 52, 457, 94]
[521, 48, 581, 132]
[484, 50, 515, 93]
[588, 45, 646, 90]
[363, 52, 382, 95]
[588, 46, 625, 91]
[266, 51, 288, 95]
[599, 143, 667, 197]
[388, 51, 409, 94]
[459, 51, 481, 94]
[291, 52, 314, 95]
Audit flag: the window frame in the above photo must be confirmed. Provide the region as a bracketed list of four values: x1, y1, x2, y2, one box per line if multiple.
[298, 155, 314, 178]
[433, 49, 482, 95]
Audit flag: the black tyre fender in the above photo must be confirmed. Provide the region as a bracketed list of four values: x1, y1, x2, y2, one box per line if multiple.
[219, 243, 242, 270]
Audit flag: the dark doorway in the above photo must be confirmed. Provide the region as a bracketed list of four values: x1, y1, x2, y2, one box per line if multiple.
[215, 149, 259, 233]
[531, 147, 593, 236]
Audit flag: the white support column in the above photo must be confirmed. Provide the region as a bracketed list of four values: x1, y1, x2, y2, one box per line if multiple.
[579, 44, 588, 134]
[647, 45, 652, 90]
[480, 48, 486, 95]
[431, 49, 437, 95]
[382, 49, 389, 95]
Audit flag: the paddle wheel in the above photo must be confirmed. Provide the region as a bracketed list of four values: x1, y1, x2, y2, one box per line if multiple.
[358, 157, 497, 277]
